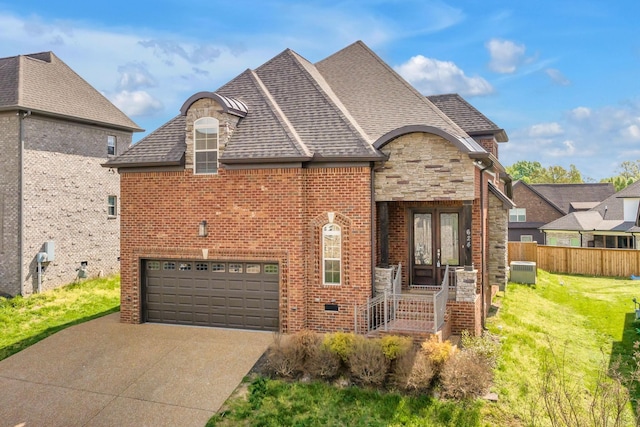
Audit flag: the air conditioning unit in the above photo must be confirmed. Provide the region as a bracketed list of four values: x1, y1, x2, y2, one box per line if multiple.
[510, 261, 536, 284]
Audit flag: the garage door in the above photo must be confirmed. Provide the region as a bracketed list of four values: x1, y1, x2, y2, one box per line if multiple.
[143, 260, 279, 331]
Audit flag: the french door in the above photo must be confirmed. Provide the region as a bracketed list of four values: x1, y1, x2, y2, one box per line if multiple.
[411, 210, 461, 286]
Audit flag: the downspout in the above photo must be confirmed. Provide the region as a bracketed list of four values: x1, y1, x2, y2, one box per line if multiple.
[479, 159, 493, 330]
[370, 164, 376, 298]
[18, 110, 29, 295]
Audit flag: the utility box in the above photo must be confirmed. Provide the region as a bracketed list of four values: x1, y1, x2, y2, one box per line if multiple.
[510, 261, 536, 284]
[44, 241, 55, 262]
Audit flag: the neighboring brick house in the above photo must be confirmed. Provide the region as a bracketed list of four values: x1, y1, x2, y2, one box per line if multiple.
[509, 181, 615, 243]
[0, 51, 142, 297]
[105, 41, 513, 336]
[541, 180, 640, 248]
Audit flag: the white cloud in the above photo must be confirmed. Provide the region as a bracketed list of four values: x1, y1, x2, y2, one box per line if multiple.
[117, 62, 157, 91]
[395, 55, 493, 96]
[109, 90, 164, 117]
[622, 124, 640, 140]
[485, 38, 526, 73]
[528, 122, 564, 137]
[570, 106, 592, 120]
[544, 68, 570, 86]
[548, 140, 576, 157]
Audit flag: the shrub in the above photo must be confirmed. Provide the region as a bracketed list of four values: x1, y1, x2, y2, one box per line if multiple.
[381, 335, 413, 361]
[305, 344, 342, 379]
[323, 332, 356, 362]
[290, 329, 322, 360]
[265, 334, 304, 378]
[460, 329, 501, 368]
[421, 336, 454, 370]
[347, 336, 389, 386]
[440, 350, 493, 400]
[405, 351, 436, 391]
[388, 346, 418, 390]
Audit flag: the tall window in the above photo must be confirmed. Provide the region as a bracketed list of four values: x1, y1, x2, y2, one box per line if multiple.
[509, 208, 526, 222]
[194, 117, 219, 174]
[322, 223, 341, 285]
[107, 135, 116, 156]
[107, 195, 117, 217]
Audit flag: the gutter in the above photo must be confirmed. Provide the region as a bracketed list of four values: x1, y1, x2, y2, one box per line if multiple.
[370, 163, 376, 298]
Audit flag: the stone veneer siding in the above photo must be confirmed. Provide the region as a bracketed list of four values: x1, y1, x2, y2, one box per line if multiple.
[488, 192, 508, 291]
[119, 166, 373, 333]
[0, 112, 21, 296]
[20, 115, 130, 294]
[374, 133, 475, 202]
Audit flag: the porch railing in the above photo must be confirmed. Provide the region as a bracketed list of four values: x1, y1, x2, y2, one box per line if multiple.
[355, 264, 450, 334]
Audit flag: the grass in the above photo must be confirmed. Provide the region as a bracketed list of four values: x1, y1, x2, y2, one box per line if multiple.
[484, 270, 639, 425]
[208, 376, 483, 427]
[0, 275, 120, 361]
[209, 271, 640, 426]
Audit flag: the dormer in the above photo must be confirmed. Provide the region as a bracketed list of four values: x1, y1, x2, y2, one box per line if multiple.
[180, 92, 248, 174]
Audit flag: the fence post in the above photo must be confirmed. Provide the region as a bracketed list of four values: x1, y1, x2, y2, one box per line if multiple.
[384, 291, 388, 332]
[366, 298, 370, 333]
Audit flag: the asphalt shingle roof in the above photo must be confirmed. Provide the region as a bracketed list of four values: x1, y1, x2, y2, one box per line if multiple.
[521, 182, 615, 215]
[541, 180, 640, 232]
[427, 94, 508, 142]
[0, 52, 141, 131]
[109, 41, 493, 168]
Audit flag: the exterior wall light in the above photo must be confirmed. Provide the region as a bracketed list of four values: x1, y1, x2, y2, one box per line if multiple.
[198, 220, 208, 237]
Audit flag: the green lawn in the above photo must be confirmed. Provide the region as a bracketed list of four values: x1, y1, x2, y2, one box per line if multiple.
[484, 270, 639, 426]
[0, 275, 120, 361]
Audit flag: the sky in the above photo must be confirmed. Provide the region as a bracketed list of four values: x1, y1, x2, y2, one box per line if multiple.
[1, 0, 639, 181]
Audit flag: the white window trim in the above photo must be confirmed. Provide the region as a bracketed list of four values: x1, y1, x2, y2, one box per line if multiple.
[194, 117, 219, 174]
[107, 135, 116, 156]
[107, 195, 117, 218]
[322, 223, 341, 285]
[520, 235, 533, 242]
[509, 208, 526, 222]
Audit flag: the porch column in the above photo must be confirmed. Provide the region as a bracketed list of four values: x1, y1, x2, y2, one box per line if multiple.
[379, 202, 389, 267]
[462, 200, 473, 267]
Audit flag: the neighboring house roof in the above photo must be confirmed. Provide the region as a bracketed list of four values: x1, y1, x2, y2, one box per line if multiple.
[108, 41, 494, 168]
[0, 51, 141, 132]
[541, 180, 640, 233]
[515, 181, 615, 215]
[427, 94, 508, 142]
[488, 181, 516, 209]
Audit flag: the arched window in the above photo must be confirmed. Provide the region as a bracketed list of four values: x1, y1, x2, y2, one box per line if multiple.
[194, 117, 219, 174]
[322, 223, 341, 285]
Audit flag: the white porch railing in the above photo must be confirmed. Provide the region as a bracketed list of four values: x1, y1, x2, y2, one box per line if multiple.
[355, 264, 450, 335]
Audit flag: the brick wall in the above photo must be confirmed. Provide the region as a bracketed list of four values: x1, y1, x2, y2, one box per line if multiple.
[512, 183, 564, 224]
[21, 115, 131, 294]
[447, 296, 482, 336]
[119, 166, 373, 333]
[0, 112, 21, 296]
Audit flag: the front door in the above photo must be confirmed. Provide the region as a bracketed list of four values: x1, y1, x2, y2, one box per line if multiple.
[411, 210, 461, 286]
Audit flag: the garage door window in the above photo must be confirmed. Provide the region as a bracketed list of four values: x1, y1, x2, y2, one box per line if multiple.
[265, 264, 278, 274]
[196, 263, 208, 271]
[212, 263, 225, 272]
[246, 264, 260, 273]
[179, 263, 192, 271]
[163, 262, 176, 270]
[147, 261, 160, 270]
[229, 263, 243, 273]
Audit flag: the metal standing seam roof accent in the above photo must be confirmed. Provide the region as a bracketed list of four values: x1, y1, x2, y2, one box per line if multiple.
[180, 91, 248, 117]
[0, 52, 141, 131]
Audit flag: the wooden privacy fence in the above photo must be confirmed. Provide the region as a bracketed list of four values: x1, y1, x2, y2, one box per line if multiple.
[508, 242, 640, 277]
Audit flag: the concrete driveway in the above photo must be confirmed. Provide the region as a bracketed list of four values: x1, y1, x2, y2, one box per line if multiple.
[0, 313, 273, 427]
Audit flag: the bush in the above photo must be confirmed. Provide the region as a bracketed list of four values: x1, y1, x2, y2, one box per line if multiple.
[440, 350, 493, 400]
[388, 346, 418, 390]
[381, 335, 413, 361]
[265, 334, 304, 378]
[323, 332, 356, 362]
[421, 336, 454, 370]
[305, 344, 342, 379]
[460, 330, 501, 368]
[290, 329, 322, 360]
[405, 351, 437, 391]
[347, 336, 389, 386]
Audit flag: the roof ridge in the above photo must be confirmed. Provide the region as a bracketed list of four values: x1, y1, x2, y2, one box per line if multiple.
[286, 49, 378, 156]
[247, 68, 313, 158]
[349, 42, 470, 139]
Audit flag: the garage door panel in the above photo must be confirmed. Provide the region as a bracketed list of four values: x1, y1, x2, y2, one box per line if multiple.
[144, 260, 279, 330]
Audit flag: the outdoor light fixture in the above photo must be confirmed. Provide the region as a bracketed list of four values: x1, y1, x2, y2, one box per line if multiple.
[198, 220, 208, 237]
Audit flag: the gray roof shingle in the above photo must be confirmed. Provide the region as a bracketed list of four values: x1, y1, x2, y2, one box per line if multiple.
[0, 52, 141, 131]
[109, 41, 495, 168]
[427, 94, 508, 142]
[520, 182, 616, 215]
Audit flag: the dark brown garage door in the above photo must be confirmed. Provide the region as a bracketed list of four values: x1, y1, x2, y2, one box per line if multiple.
[143, 260, 279, 331]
